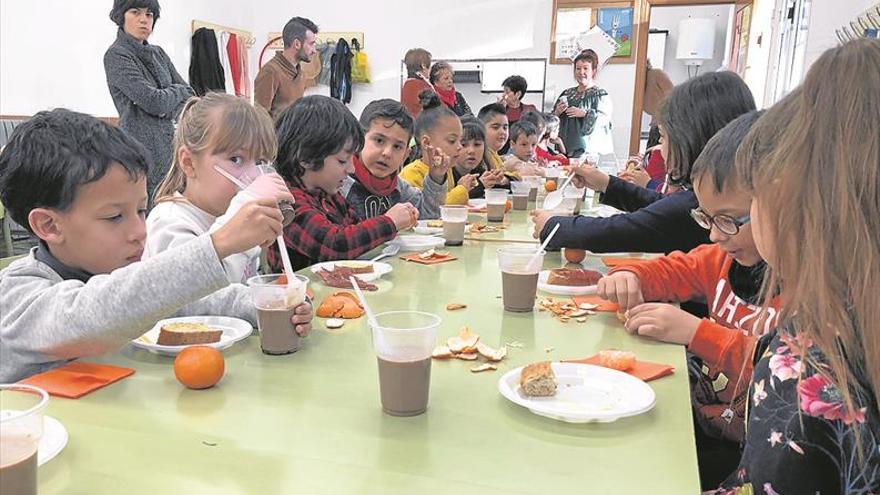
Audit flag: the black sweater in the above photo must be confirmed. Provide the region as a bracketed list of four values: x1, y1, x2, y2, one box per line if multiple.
[540, 175, 709, 254]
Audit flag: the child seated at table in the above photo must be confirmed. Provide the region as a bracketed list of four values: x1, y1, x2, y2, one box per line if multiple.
[399, 91, 474, 205]
[271, 95, 415, 272]
[503, 121, 544, 177]
[598, 110, 777, 488]
[342, 98, 447, 221]
[0, 109, 293, 382]
[535, 113, 569, 166]
[454, 119, 507, 199]
[477, 102, 510, 173]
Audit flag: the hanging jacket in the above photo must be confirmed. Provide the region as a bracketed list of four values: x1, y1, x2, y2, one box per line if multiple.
[318, 42, 335, 86]
[330, 38, 353, 104]
[189, 28, 226, 96]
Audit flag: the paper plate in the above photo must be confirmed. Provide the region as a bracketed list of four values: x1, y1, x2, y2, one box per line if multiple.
[413, 220, 444, 235]
[39, 415, 68, 466]
[310, 261, 392, 282]
[498, 362, 656, 423]
[537, 270, 598, 296]
[387, 235, 446, 252]
[132, 316, 253, 356]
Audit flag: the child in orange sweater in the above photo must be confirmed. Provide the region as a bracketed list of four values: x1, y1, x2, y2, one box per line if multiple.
[598, 110, 778, 487]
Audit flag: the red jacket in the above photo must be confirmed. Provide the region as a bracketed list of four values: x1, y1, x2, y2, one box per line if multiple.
[400, 78, 432, 118]
[269, 178, 398, 272]
[535, 145, 569, 166]
[611, 243, 779, 442]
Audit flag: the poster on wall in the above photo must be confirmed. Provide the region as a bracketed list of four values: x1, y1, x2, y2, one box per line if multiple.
[554, 8, 593, 60]
[597, 7, 634, 58]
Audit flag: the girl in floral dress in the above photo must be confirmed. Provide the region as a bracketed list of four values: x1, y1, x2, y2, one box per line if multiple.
[709, 38, 880, 495]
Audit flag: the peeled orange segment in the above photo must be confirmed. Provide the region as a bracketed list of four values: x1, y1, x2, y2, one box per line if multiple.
[454, 352, 479, 361]
[598, 350, 637, 371]
[476, 342, 507, 362]
[447, 326, 480, 353]
[470, 363, 497, 373]
[432, 346, 454, 359]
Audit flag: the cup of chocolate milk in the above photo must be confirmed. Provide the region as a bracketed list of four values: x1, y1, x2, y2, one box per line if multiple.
[521, 175, 541, 201]
[510, 181, 530, 210]
[248, 274, 309, 355]
[564, 185, 585, 215]
[497, 246, 546, 312]
[440, 205, 468, 246]
[485, 189, 508, 223]
[371, 311, 440, 416]
[0, 384, 48, 495]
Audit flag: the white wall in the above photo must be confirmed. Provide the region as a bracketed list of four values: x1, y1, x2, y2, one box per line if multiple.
[649, 5, 734, 86]
[1, 0, 636, 156]
[803, 0, 876, 71]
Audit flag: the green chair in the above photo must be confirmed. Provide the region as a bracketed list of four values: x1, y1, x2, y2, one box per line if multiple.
[0, 201, 13, 257]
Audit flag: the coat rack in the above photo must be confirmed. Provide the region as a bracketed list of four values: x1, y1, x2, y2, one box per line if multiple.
[835, 4, 880, 43]
[266, 31, 365, 50]
[192, 20, 256, 48]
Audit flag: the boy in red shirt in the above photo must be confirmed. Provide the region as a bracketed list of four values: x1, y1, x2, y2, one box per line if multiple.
[598, 110, 777, 487]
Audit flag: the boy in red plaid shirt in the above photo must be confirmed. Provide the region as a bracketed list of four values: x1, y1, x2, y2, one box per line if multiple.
[269, 96, 418, 271]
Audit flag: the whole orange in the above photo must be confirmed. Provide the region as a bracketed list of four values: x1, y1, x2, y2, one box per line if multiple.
[174, 346, 225, 389]
[544, 180, 557, 192]
[505, 200, 512, 212]
[564, 248, 587, 264]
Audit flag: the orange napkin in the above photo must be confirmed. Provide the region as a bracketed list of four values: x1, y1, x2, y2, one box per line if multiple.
[400, 253, 458, 265]
[565, 355, 675, 382]
[571, 295, 619, 312]
[602, 257, 650, 268]
[20, 361, 135, 399]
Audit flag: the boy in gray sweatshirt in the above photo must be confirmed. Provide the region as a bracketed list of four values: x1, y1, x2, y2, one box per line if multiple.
[0, 109, 312, 382]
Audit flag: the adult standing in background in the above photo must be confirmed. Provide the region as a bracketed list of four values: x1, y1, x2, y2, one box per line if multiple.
[254, 16, 318, 120]
[103, 0, 194, 202]
[554, 49, 613, 158]
[400, 48, 433, 117]
[430, 61, 472, 118]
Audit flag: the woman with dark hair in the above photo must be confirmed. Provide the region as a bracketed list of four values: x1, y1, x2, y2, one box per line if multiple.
[429, 61, 472, 118]
[554, 49, 613, 158]
[400, 48, 434, 118]
[103, 0, 194, 202]
[532, 70, 756, 255]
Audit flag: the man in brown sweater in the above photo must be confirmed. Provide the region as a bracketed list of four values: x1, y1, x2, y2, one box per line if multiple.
[254, 16, 318, 120]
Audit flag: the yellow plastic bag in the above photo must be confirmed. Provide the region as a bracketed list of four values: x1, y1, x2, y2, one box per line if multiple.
[351, 51, 371, 84]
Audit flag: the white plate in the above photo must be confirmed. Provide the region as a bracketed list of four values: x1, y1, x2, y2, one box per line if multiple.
[537, 270, 598, 296]
[498, 362, 656, 423]
[387, 235, 446, 252]
[39, 415, 68, 466]
[586, 251, 649, 259]
[413, 220, 444, 235]
[132, 316, 253, 356]
[310, 261, 392, 282]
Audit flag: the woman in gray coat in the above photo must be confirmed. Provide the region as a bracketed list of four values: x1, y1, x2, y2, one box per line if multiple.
[103, 0, 194, 201]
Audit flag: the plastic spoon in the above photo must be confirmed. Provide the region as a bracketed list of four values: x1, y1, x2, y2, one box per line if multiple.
[369, 244, 400, 263]
[542, 172, 576, 211]
[349, 276, 379, 329]
[527, 223, 559, 271]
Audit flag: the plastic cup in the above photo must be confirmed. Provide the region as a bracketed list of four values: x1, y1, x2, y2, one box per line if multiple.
[563, 185, 586, 215]
[371, 311, 440, 416]
[440, 206, 468, 246]
[0, 384, 48, 495]
[240, 163, 295, 226]
[485, 189, 508, 223]
[522, 175, 541, 201]
[510, 181, 531, 210]
[248, 274, 309, 355]
[543, 167, 561, 179]
[497, 246, 546, 312]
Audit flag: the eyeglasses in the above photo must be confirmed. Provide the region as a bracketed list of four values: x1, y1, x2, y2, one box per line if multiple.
[690, 208, 751, 236]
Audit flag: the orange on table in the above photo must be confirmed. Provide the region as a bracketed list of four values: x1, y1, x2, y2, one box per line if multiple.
[563, 248, 586, 264]
[505, 200, 512, 212]
[174, 346, 225, 390]
[544, 180, 557, 192]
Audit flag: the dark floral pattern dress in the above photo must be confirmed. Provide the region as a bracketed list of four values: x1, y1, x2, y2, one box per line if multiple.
[708, 327, 880, 495]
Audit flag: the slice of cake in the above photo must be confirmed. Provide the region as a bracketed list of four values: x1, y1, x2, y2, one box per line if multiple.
[157, 322, 222, 346]
[520, 361, 557, 397]
[546, 268, 603, 287]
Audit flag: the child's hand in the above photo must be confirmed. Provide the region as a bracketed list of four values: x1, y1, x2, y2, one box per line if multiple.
[245, 173, 294, 204]
[211, 198, 283, 259]
[424, 145, 452, 182]
[385, 202, 419, 231]
[479, 169, 504, 188]
[619, 167, 651, 188]
[624, 303, 700, 346]
[291, 301, 313, 337]
[457, 173, 479, 191]
[530, 209, 556, 239]
[597, 271, 644, 311]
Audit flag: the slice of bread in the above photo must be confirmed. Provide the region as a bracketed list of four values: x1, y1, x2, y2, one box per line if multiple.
[427, 220, 443, 228]
[157, 322, 222, 346]
[335, 262, 374, 274]
[520, 361, 557, 397]
[547, 268, 602, 287]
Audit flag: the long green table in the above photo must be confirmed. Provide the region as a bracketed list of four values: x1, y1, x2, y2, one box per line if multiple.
[38, 208, 700, 494]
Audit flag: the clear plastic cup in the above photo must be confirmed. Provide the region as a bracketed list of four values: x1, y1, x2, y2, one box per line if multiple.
[248, 274, 309, 355]
[510, 181, 530, 210]
[440, 205, 468, 246]
[543, 167, 561, 179]
[485, 189, 508, 222]
[563, 185, 586, 215]
[497, 246, 546, 312]
[0, 384, 48, 495]
[235, 163, 295, 226]
[371, 311, 440, 416]
[521, 175, 541, 202]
